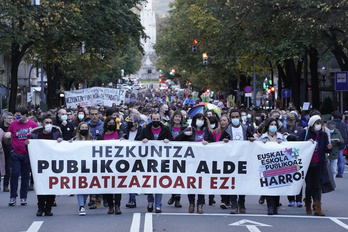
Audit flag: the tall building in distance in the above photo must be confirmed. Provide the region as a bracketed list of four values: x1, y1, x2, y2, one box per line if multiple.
[136, 0, 157, 80]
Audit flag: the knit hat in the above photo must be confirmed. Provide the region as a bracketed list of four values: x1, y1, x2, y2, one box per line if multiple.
[308, 115, 321, 128]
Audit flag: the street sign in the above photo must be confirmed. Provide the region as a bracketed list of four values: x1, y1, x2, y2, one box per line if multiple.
[244, 86, 252, 93]
[335, 72, 348, 91]
[281, 88, 291, 98]
[245, 93, 252, 97]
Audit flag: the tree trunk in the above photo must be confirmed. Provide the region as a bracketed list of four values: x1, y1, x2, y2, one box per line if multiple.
[308, 47, 320, 110]
[46, 62, 61, 109]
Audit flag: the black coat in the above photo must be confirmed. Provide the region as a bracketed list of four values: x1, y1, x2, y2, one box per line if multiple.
[138, 123, 173, 141]
[298, 129, 331, 186]
[123, 126, 144, 141]
[175, 126, 214, 142]
[54, 120, 74, 141]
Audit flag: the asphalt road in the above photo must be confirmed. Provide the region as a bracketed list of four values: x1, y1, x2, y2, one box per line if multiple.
[1, 166, 348, 232]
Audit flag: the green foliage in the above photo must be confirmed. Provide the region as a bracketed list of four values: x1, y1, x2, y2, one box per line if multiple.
[155, 0, 348, 100]
[319, 96, 333, 114]
[0, 0, 146, 110]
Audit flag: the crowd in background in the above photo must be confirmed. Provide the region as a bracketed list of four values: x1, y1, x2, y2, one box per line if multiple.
[0, 96, 347, 217]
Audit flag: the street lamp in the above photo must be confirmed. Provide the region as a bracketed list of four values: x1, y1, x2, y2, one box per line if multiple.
[319, 66, 327, 85]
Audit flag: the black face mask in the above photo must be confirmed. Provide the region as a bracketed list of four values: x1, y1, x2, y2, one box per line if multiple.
[152, 121, 161, 128]
[164, 110, 170, 116]
[80, 129, 89, 136]
[127, 121, 134, 129]
[107, 125, 116, 131]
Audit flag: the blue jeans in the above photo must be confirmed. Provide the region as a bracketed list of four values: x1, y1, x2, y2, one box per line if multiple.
[77, 194, 88, 207]
[337, 149, 344, 176]
[129, 193, 136, 201]
[147, 194, 162, 209]
[10, 151, 30, 199]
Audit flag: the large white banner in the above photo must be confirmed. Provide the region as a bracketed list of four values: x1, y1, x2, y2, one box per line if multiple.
[28, 140, 315, 195]
[65, 87, 126, 108]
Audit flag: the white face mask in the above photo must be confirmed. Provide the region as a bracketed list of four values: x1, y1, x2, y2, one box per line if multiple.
[241, 116, 247, 122]
[196, 119, 204, 127]
[44, 124, 53, 133]
[314, 124, 322, 131]
[210, 124, 216, 129]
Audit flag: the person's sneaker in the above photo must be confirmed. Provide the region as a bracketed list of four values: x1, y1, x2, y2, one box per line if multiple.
[336, 174, 343, 178]
[209, 199, 216, 205]
[155, 207, 162, 213]
[36, 210, 44, 216]
[147, 203, 153, 212]
[45, 210, 53, 216]
[297, 202, 303, 207]
[3, 186, 9, 192]
[258, 196, 265, 204]
[79, 206, 86, 216]
[288, 201, 295, 207]
[238, 201, 246, 214]
[9, 198, 16, 206]
[220, 202, 228, 209]
[126, 201, 136, 208]
[230, 202, 238, 214]
[167, 196, 175, 205]
[20, 198, 27, 206]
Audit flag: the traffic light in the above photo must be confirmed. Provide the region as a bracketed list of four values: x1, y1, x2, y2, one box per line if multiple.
[206, 88, 210, 93]
[203, 53, 208, 65]
[192, 39, 198, 52]
[170, 68, 176, 76]
[270, 86, 275, 92]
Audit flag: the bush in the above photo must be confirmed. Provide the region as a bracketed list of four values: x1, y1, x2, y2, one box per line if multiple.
[319, 97, 333, 115]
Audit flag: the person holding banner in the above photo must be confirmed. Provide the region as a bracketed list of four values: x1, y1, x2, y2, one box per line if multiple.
[258, 117, 287, 215]
[97, 116, 123, 215]
[4, 107, 38, 207]
[123, 114, 143, 208]
[220, 109, 255, 214]
[175, 113, 214, 214]
[29, 114, 63, 216]
[70, 122, 94, 216]
[298, 115, 332, 216]
[139, 113, 173, 213]
[167, 110, 189, 208]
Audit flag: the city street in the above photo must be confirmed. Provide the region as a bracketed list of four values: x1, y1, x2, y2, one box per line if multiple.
[1, 166, 348, 232]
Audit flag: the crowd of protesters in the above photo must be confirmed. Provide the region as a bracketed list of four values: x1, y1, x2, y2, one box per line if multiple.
[0, 93, 347, 217]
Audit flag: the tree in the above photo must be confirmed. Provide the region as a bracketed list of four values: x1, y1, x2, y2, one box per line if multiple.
[0, 0, 146, 111]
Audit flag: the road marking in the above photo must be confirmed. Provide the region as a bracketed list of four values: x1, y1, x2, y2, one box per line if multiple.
[229, 219, 271, 227]
[24, 221, 43, 232]
[130, 213, 141, 232]
[330, 218, 348, 230]
[246, 225, 262, 232]
[144, 213, 153, 232]
[229, 219, 272, 232]
[159, 213, 348, 220]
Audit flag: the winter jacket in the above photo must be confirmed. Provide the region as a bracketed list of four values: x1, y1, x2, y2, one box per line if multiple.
[327, 129, 344, 160]
[88, 120, 104, 140]
[123, 126, 144, 141]
[219, 123, 254, 141]
[54, 118, 74, 141]
[175, 126, 214, 142]
[298, 129, 331, 186]
[280, 122, 303, 139]
[138, 122, 173, 141]
[30, 126, 62, 140]
[333, 119, 347, 149]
